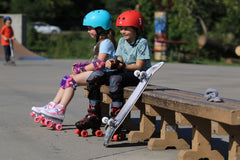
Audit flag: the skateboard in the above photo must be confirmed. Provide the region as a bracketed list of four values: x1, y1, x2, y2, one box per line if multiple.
[9, 39, 16, 65]
[103, 61, 164, 146]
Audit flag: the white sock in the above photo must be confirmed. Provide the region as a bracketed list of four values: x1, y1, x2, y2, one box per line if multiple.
[57, 104, 64, 108]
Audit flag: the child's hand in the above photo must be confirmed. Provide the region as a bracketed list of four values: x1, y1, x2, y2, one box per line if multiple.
[105, 59, 115, 69]
[72, 63, 77, 74]
[4, 37, 8, 41]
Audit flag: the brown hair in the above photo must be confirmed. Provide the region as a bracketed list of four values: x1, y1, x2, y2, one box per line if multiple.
[92, 28, 117, 59]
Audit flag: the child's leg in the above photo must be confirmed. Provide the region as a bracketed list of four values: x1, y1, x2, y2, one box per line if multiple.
[109, 71, 139, 137]
[109, 74, 124, 118]
[75, 70, 105, 131]
[3, 46, 11, 62]
[52, 88, 65, 104]
[57, 71, 93, 106]
[52, 71, 92, 105]
[41, 75, 77, 120]
[58, 87, 74, 107]
[111, 71, 139, 114]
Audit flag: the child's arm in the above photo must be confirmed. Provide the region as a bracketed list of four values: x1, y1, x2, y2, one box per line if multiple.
[105, 57, 144, 71]
[72, 53, 108, 74]
[124, 59, 144, 71]
[1, 34, 8, 41]
[84, 53, 107, 71]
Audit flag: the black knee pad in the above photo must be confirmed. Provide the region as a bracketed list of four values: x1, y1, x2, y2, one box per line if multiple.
[110, 75, 123, 102]
[87, 70, 105, 85]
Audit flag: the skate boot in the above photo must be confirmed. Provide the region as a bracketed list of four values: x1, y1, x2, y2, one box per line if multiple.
[30, 102, 55, 125]
[110, 103, 126, 141]
[74, 101, 103, 137]
[40, 104, 66, 131]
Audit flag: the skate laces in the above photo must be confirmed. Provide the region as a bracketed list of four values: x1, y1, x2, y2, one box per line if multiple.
[42, 102, 55, 110]
[51, 104, 66, 114]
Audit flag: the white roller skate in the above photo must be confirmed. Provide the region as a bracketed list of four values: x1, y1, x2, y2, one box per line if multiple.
[40, 104, 65, 131]
[30, 102, 55, 125]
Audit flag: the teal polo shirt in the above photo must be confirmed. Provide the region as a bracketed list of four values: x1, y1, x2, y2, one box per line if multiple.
[115, 37, 151, 71]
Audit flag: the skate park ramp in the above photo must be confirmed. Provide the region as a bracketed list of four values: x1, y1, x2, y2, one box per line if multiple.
[0, 16, 47, 60]
[0, 39, 48, 60]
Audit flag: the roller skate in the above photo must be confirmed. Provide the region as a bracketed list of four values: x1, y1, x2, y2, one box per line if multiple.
[103, 104, 126, 141]
[74, 101, 103, 137]
[40, 104, 65, 131]
[30, 102, 55, 125]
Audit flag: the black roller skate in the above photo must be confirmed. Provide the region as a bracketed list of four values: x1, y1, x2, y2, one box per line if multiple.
[110, 105, 126, 141]
[74, 102, 103, 137]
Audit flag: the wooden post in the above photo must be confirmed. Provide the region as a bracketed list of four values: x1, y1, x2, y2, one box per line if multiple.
[220, 123, 240, 160]
[146, 105, 189, 150]
[128, 103, 156, 143]
[178, 114, 224, 160]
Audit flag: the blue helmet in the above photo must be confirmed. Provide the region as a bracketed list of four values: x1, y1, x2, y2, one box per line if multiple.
[83, 9, 112, 30]
[4, 16, 12, 22]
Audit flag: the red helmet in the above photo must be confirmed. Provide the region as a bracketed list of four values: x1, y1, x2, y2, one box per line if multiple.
[116, 10, 144, 31]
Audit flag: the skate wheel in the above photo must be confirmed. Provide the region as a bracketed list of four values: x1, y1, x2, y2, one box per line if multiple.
[39, 115, 44, 121]
[74, 129, 80, 135]
[102, 117, 109, 124]
[30, 112, 35, 117]
[113, 134, 119, 141]
[34, 116, 41, 123]
[134, 70, 140, 77]
[81, 130, 88, 137]
[55, 124, 63, 131]
[45, 120, 53, 128]
[95, 130, 103, 137]
[40, 119, 45, 125]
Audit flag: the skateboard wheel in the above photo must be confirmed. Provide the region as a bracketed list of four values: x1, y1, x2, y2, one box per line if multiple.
[45, 120, 53, 128]
[30, 112, 35, 117]
[81, 130, 88, 137]
[95, 130, 103, 137]
[34, 116, 41, 123]
[139, 71, 147, 79]
[134, 70, 140, 77]
[107, 119, 115, 126]
[55, 124, 63, 131]
[74, 129, 80, 135]
[102, 117, 109, 124]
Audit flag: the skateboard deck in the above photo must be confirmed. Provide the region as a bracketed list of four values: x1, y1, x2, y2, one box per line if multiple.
[103, 61, 164, 146]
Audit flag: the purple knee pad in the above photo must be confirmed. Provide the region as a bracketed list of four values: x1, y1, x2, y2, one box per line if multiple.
[73, 61, 90, 74]
[60, 75, 77, 89]
[93, 59, 105, 70]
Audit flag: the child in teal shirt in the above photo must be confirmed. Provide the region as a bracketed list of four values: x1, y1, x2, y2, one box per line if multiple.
[75, 10, 151, 137]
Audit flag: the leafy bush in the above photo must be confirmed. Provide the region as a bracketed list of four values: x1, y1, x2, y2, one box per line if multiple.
[27, 28, 95, 59]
